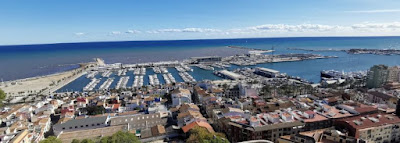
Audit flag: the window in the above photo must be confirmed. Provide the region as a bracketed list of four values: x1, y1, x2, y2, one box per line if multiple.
[69, 127, 72, 129]
[86, 125, 89, 127]
[97, 123, 100, 126]
[62, 127, 65, 130]
[80, 125, 83, 127]
[75, 126, 78, 128]
[92, 124, 95, 126]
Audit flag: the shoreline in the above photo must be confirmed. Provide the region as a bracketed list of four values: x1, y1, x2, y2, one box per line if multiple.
[0, 62, 96, 97]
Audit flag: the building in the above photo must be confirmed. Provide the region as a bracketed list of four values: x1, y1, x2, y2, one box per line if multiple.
[53, 116, 109, 136]
[388, 66, 400, 82]
[227, 111, 306, 142]
[109, 113, 167, 130]
[171, 88, 192, 107]
[365, 91, 398, 108]
[254, 67, 280, 78]
[334, 113, 400, 143]
[367, 65, 389, 88]
[278, 128, 361, 143]
[215, 70, 244, 80]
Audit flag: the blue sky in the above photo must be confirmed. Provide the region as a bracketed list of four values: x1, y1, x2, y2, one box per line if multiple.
[1, 0, 400, 45]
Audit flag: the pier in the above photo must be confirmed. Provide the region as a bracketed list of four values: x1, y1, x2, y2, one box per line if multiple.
[133, 75, 144, 88]
[86, 71, 98, 78]
[99, 78, 114, 90]
[116, 76, 129, 89]
[83, 78, 101, 91]
[179, 72, 196, 82]
[101, 71, 112, 77]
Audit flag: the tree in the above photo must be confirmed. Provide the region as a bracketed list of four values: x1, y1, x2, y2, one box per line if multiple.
[100, 131, 140, 143]
[86, 105, 105, 115]
[40, 136, 62, 143]
[0, 88, 6, 106]
[71, 139, 80, 143]
[80, 139, 95, 143]
[186, 127, 229, 143]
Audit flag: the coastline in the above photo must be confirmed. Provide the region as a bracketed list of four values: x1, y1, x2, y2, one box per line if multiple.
[0, 62, 96, 97]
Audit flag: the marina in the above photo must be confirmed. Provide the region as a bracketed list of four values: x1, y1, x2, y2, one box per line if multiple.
[132, 75, 144, 88]
[196, 64, 215, 70]
[99, 78, 114, 90]
[179, 72, 196, 82]
[149, 74, 160, 86]
[116, 76, 129, 89]
[101, 70, 112, 77]
[83, 78, 101, 91]
[160, 67, 168, 74]
[153, 67, 161, 74]
[86, 71, 98, 79]
[117, 69, 127, 76]
[162, 74, 171, 84]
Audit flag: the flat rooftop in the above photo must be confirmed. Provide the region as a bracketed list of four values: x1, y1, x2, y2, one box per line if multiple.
[219, 70, 243, 79]
[256, 67, 279, 73]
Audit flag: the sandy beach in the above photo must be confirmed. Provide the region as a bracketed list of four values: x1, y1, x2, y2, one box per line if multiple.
[0, 62, 96, 97]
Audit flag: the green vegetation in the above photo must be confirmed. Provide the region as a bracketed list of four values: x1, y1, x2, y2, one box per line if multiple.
[40, 136, 62, 143]
[187, 127, 229, 143]
[0, 88, 6, 106]
[99, 131, 140, 143]
[71, 139, 95, 143]
[86, 105, 105, 115]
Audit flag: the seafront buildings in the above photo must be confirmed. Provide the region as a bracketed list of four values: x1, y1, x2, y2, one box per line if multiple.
[0, 50, 400, 142]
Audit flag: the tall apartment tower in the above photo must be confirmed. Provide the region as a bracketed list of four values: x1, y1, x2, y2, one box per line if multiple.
[388, 66, 400, 83]
[367, 65, 389, 88]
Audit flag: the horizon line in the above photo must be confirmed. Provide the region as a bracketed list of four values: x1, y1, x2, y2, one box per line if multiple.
[1, 35, 400, 47]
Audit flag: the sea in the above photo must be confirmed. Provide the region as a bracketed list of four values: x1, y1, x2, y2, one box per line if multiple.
[1, 37, 400, 92]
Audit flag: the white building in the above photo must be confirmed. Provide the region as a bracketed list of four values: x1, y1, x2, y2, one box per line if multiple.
[171, 88, 192, 107]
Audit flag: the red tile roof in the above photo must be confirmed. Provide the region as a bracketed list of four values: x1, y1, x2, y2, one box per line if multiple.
[182, 121, 215, 133]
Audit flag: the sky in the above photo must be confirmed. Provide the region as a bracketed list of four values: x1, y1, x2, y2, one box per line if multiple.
[1, 0, 400, 45]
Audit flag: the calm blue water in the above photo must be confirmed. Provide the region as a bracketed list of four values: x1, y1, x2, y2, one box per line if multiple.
[1, 37, 400, 91]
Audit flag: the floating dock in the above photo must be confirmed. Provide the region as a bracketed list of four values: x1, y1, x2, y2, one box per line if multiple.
[116, 76, 129, 89]
[83, 78, 101, 91]
[99, 78, 114, 90]
[86, 71, 98, 79]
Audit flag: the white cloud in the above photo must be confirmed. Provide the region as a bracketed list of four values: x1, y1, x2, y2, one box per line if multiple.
[74, 32, 85, 36]
[345, 9, 400, 13]
[109, 31, 122, 35]
[352, 22, 400, 29]
[229, 24, 347, 34]
[126, 30, 141, 34]
[149, 28, 221, 33]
